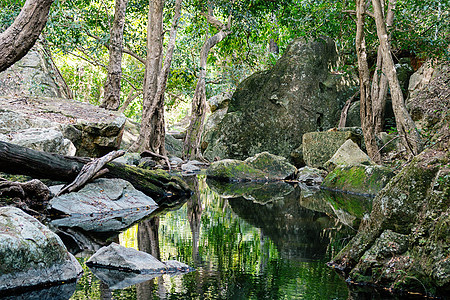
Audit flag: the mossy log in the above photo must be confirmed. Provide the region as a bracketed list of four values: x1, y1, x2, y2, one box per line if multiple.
[0, 141, 191, 202]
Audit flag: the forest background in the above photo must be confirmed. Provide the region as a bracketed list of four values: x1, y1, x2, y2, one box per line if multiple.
[0, 0, 448, 160]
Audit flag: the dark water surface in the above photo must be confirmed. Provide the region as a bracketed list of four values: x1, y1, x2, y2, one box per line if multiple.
[67, 177, 365, 300]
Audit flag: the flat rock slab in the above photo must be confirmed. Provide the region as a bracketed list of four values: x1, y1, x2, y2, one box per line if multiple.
[0, 207, 82, 292]
[0, 96, 126, 157]
[86, 243, 194, 289]
[49, 178, 158, 232]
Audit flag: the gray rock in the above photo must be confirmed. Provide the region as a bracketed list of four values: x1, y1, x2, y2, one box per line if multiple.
[346, 100, 361, 127]
[324, 139, 373, 171]
[208, 92, 232, 113]
[139, 157, 157, 169]
[181, 161, 202, 173]
[0, 44, 71, 99]
[49, 178, 158, 232]
[202, 37, 356, 162]
[245, 152, 297, 180]
[303, 129, 363, 168]
[169, 156, 184, 167]
[165, 134, 183, 157]
[0, 96, 126, 157]
[87, 242, 166, 272]
[297, 166, 327, 185]
[0, 127, 76, 156]
[113, 152, 141, 165]
[0, 207, 82, 292]
[86, 243, 194, 275]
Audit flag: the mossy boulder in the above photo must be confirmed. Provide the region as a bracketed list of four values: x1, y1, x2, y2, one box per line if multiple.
[202, 37, 356, 162]
[207, 152, 297, 182]
[245, 152, 297, 180]
[303, 128, 363, 168]
[329, 149, 450, 298]
[322, 164, 394, 196]
[0, 207, 82, 291]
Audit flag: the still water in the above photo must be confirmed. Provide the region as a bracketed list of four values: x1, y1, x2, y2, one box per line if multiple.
[68, 176, 367, 300]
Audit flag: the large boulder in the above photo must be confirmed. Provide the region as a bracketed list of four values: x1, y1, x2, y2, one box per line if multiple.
[49, 178, 158, 232]
[303, 128, 363, 169]
[0, 44, 71, 99]
[202, 37, 356, 162]
[329, 148, 450, 297]
[0, 96, 126, 157]
[0, 207, 82, 292]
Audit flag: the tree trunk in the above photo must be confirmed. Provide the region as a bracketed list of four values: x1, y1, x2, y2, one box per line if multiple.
[118, 88, 141, 114]
[132, 0, 183, 155]
[0, 141, 191, 201]
[371, 0, 422, 155]
[0, 0, 54, 72]
[183, 19, 229, 160]
[371, 0, 394, 135]
[355, 0, 381, 163]
[100, 0, 129, 110]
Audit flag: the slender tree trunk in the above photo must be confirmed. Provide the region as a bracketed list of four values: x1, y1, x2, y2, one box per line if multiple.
[355, 0, 381, 163]
[0, 0, 54, 72]
[372, 0, 422, 155]
[100, 0, 129, 110]
[118, 88, 141, 114]
[371, 0, 393, 135]
[183, 14, 230, 160]
[132, 0, 183, 155]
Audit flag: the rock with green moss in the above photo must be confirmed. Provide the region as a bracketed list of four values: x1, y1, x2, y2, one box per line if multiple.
[206, 159, 268, 182]
[0, 207, 82, 292]
[322, 164, 394, 196]
[329, 149, 450, 298]
[303, 129, 363, 168]
[245, 152, 297, 180]
[207, 152, 297, 182]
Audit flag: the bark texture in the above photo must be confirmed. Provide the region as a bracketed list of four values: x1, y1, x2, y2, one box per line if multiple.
[183, 12, 230, 160]
[372, 0, 422, 155]
[355, 0, 381, 163]
[0, 141, 191, 201]
[0, 0, 54, 72]
[101, 0, 129, 110]
[132, 0, 183, 155]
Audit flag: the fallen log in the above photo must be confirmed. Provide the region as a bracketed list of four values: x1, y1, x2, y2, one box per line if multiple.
[0, 141, 191, 201]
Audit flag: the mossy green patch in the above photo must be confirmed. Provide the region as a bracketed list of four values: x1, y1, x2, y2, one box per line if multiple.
[322, 164, 395, 196]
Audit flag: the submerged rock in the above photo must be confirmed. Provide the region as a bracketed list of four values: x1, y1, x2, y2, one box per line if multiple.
[329, 149, 450, 297]
[302, 128, 363, 168]
[0, 207, 82, 292]
[322, 164, 394, 196]
[202, 37, 356, 162]
[49, 178, 158, 232]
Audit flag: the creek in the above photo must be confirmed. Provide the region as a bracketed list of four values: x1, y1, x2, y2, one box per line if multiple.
[5, 176, 404, 299]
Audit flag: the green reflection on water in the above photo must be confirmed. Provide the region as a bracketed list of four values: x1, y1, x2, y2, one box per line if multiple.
[72, 176, 354, 300]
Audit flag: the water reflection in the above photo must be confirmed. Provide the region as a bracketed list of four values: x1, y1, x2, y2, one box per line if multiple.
[69, 176, 369, 299]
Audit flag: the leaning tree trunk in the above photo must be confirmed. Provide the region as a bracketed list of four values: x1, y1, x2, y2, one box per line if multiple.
[372, 0, 422, 156]
[100, 0, 129, 110]
[183, 28, 229, 160]
[132, 0, 182, 155]
[355, 0, 381, 163]
[371, 0, 394, 135]
[0, 0, 54, 72]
